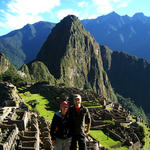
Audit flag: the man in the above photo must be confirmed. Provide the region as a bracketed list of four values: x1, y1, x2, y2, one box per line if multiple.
[50, 101, 71, 150]
[69, 94, 91, 150]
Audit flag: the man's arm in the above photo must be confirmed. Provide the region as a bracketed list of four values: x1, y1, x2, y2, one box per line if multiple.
[84, 107, 91, 136]
[84, 122, 91, 136]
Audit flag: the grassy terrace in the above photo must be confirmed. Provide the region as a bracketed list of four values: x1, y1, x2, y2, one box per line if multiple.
[82, 100, 102, 108]
[90, 130, 127, 150]
[19, 91, 55, 122]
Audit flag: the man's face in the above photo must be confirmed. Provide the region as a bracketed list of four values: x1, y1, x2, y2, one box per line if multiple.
[74, 97, 81, 106]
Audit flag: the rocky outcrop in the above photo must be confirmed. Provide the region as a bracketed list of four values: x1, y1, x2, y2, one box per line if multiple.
[20, 61, 55, 83]
[0, 53, 16, 74]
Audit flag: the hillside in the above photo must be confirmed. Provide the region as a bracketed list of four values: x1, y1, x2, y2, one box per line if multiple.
[0, 52, 27, 87]
[0, 53, 16, 74]
[101, 45, 150, 114]
[0, 21, 55, 68]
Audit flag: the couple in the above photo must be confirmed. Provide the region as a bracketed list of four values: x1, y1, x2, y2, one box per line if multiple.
[50, 94, 91, 150]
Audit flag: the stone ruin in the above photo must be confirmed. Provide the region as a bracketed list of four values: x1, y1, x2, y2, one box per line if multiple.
[0, 105, 53, 150]
[0, 82, 147, 150]
[0, 124, 19, 150]
[88, 100, 145, 149]
[0, 82, 53, 150]
[0, 82, 101, 150]
[86, 134, 106, 150]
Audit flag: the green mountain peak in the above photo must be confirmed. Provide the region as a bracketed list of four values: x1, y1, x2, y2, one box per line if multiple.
[35, 15, 116, 100]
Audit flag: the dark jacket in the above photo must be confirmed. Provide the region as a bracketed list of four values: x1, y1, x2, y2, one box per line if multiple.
[50, 111, 71, 140]
[69, 105, 91, 135]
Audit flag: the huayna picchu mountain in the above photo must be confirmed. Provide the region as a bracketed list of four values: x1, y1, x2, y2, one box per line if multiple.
[24, 15, 116, 101]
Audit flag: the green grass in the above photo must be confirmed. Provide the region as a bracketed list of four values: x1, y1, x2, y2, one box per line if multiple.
[82, 101, 100, 107]
[19, 92, 55, 122]
[90, 130, 128, 150]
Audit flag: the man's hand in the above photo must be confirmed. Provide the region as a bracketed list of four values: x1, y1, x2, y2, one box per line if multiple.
[52, 140, 56, 146]
[84, 122, 91, 136]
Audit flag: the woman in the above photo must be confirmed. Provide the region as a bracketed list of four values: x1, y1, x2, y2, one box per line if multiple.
[50, 101, 71, 150]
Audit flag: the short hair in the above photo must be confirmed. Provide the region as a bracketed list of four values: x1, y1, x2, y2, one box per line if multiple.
[73, 94, 81, 100]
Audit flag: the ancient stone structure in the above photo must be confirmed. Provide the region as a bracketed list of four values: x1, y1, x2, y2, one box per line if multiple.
[86, 134, 106, 150]
[0, 124, 19, 150]
[0, 82, 53, 150]
[88, 102, 144, 149]
[0, 82, 147, 150]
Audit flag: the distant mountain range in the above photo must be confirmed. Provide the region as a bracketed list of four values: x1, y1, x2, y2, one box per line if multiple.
[0, 21, 55, 68]
[1, 12, 150, 68]
[82, 12, 150, 61]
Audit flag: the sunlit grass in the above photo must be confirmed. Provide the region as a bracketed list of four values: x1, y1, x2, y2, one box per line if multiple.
[82, 101, 101, 107]
[19, 92, 55, 122]
[90, 130, 128, 150]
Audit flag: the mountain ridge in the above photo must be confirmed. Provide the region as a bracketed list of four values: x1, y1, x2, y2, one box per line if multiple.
[1, 12, 150, 68]
[0, 21, 55, 68]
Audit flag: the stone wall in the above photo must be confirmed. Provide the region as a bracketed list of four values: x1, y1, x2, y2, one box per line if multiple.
[0, 124, 19, 150]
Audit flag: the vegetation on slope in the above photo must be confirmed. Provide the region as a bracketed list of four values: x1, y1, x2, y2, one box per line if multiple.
[0, 53, 27, 87]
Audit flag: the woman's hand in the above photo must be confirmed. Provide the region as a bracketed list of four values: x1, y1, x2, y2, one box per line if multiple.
[52, 140, 56, 146]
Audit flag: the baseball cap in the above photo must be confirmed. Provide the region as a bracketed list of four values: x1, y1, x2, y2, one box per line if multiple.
[60, 101, 69, 107]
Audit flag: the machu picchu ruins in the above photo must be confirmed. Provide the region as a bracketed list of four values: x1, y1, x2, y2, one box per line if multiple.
[0, 82, 148, 150]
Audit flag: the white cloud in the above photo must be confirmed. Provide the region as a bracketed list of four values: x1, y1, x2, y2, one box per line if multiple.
[92, 0, 130, 15]
[117, 0, 131, 8]
[78, 1, 88, 7]
[93, 0, 113, 14]
[0, 22, 5, 28]
[117, 2, 128, 8]
[8, 0, 60, 15]
[4, 12, 42, 29]
[87, 14, 98, 19]
[57, 9, 79, 20]
[1, 0, 60, 29]
[112, 0, 121, 2]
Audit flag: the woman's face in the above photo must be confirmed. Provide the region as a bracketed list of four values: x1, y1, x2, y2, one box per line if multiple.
[61, 105, 69, 115]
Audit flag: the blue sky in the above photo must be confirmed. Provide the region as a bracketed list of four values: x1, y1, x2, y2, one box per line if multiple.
[0, 0, 150, 36]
